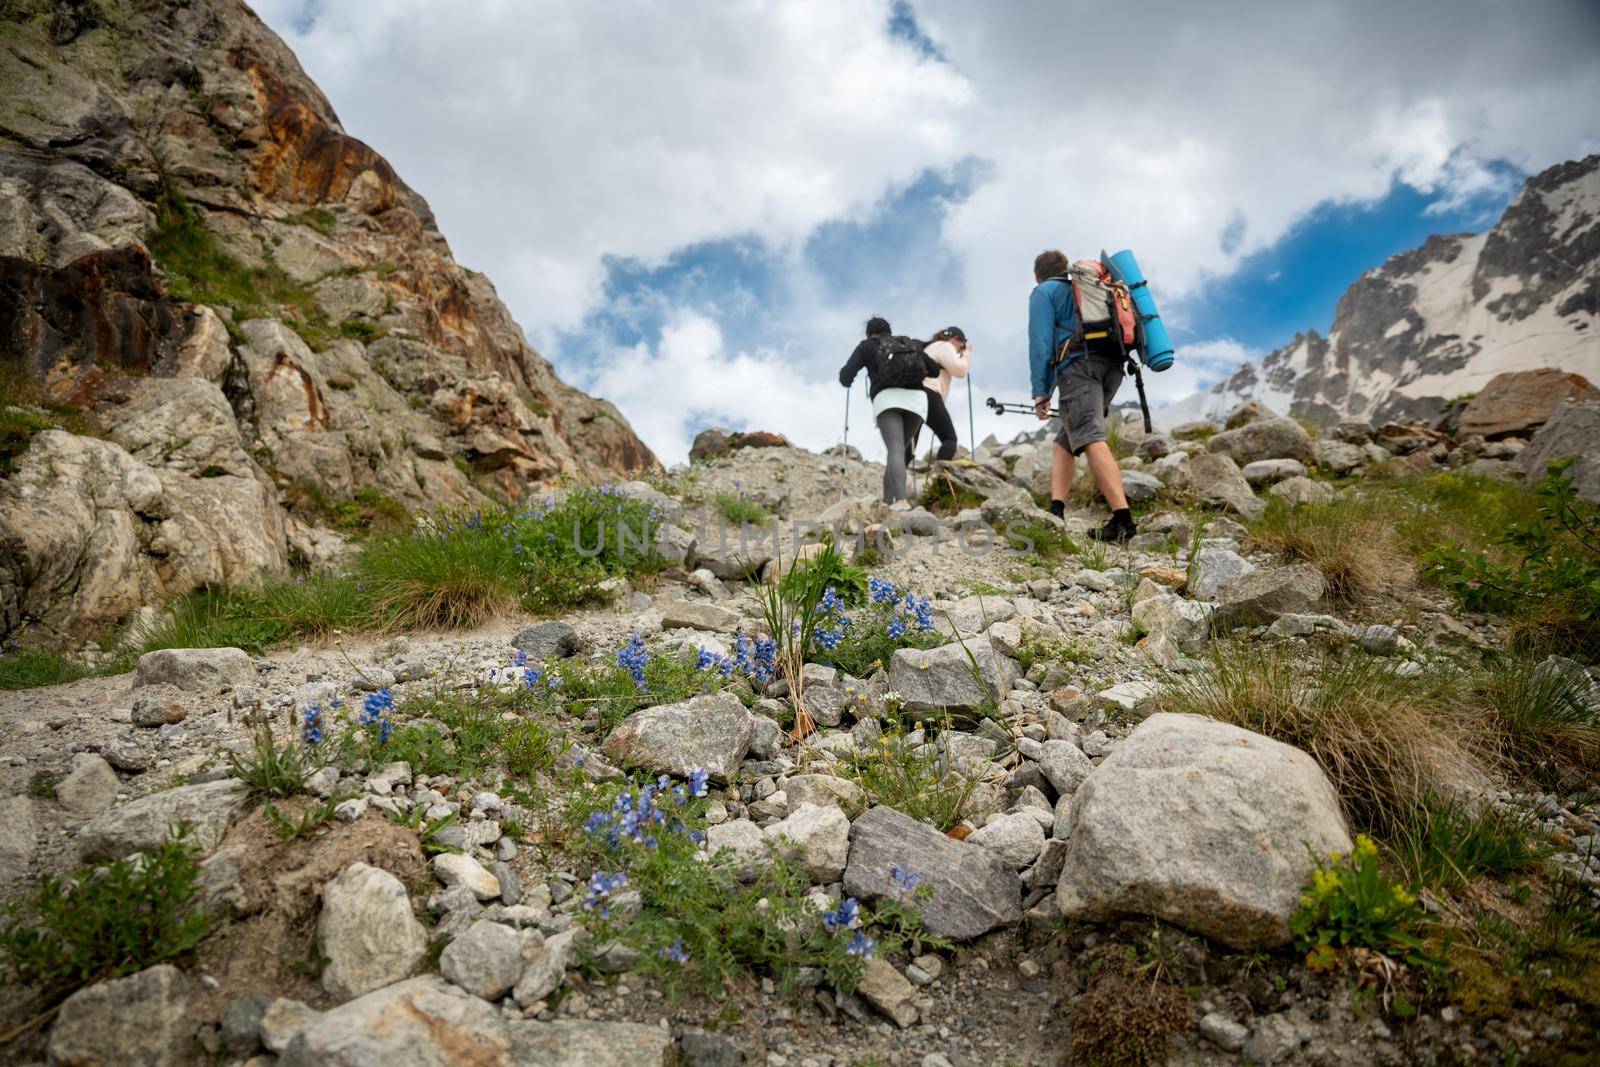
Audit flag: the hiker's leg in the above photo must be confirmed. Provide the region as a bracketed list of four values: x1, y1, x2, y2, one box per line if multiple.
[925, 390, 958, 461]
[877, 410, 907, 503]
[1051, 440, 1076, 502]
[1082, 440, 1128, 511]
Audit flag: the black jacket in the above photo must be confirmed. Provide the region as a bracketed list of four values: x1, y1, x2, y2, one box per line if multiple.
[839, 336, 939, 399]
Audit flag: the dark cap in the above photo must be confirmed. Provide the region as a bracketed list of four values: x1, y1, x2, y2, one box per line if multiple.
[939, 326, 967, 343]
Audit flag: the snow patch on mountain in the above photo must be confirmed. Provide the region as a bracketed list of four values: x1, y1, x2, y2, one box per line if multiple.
[1163, 155, 1600, 425]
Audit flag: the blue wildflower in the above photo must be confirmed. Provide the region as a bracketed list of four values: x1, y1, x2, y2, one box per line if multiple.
[823, 897, 860, 931]
[846, 931, 876, 957]
[868, 577, 900, 606]
[617, 634, 650, 691]
[514, 648, 528, 667]
[359, 688, 395, 725]
[887, 617, 907, 640]
[658, 937, 689, 964]
[583, 871, 628, 918]
[301, 703, 324, 746]
[890, 866, 920, 894]
[688, 768, 710, 798]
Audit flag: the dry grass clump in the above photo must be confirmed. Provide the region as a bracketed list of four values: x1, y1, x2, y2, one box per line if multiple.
[1068, 965, 1192, 1067]
[1161, 644, 1490, 837]
[1248, 496, 1411, 603]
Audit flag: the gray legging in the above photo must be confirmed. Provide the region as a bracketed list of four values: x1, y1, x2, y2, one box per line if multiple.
[876, 408, 924, 503]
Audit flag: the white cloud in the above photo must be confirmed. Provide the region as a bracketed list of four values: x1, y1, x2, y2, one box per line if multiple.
[251, 0, 971, 333]
[584, 312, 849, 463]
[251, 0, 1600, 462]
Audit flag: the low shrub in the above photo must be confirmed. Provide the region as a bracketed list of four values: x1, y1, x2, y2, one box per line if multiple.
[1161, 644, 1485, 837]
[840, 718, 986, 832]
[1422, 460, 1599, 657]
[809, 577, 943, 678]
[713, 489, 770, 527]
[231, 722, 321, 797]
[1290, 834, 1433, 971]
[0, 827, 211, 1002]
[561, 774, 940, 996]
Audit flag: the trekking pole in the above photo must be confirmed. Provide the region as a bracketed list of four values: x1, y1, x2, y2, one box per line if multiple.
[1128, 359, 1153, 434]
[843, 385, 850, 454]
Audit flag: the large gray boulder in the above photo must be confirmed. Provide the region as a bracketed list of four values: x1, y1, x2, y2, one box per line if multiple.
[1131, 593, 1214, 650]
[510, 621, 579, 661]
[1056, 713, 1352, 948]
[888, 641, 1014, 717]
[603, 690, 754, 783]
[1241, 459, 1307, 486]
[1269, 475, 1336, 507]
[1518, 397, 1600, 503]
[1187, 453, 1265, 521]
[0, 795, 38, 879]
[134, 646, 255, 692]
[319, 862, 428, 1001]
[1313, 439, 1364, 475]
[280, 975, 672, 1067]
[49, 964, 189, 1067]
[439, 920, 523, 1000]
[763, 803, 850, 883]
[843, 806, 1022, 940]
[1215, 563, 1326, 626]
[77, 777, 249, 861]
[1119, 469, 1162, 503]
[1188, 544, 1255, 601]
[659, 600, 741, 634]
[1206, 417, 1314, 465]
[54, 752, 121, 815]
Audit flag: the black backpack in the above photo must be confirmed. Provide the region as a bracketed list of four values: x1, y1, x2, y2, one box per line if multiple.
[870, 335, 930, 390]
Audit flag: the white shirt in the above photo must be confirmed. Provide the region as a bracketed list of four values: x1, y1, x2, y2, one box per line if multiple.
[872, 387, 928, 421]
[922, 340, 971, 399]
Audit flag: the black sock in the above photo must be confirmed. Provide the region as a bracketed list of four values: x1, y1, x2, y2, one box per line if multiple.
[1050, 499, 1066, 518]
[1113, 507, 1133, 526]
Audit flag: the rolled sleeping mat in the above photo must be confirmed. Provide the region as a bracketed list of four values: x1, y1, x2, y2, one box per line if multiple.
[1103, 249, 1174, 371]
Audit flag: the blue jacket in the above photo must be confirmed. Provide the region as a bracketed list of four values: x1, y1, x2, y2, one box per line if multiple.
[1028, 278, 1079, 399]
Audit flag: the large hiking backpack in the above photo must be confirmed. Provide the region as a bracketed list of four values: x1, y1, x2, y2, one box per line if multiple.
[1060, 260, 1137, 361]
[870, 335, 930, 390]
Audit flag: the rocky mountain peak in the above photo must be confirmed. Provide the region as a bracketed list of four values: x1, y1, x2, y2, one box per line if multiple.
[0, 0, 658, 640]
[1165, 153, 1600, 427]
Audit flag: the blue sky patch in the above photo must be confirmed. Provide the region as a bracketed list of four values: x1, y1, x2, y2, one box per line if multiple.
[1181, 166, 1521, 352]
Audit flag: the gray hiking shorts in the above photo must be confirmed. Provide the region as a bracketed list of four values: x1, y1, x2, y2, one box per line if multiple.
[1054, 351, 1125, 456]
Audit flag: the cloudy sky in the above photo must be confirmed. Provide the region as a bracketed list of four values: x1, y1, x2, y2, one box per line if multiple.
[253, 0, 1600, 463]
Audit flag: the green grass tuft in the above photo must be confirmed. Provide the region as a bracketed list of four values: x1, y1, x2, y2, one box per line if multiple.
[0, 827, 211, 1003]
[0, 649, 94, 691]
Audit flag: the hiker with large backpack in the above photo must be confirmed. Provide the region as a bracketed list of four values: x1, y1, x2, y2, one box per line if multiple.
[921, 326, 971, 462]
[1028, 249, 1140, 543]
[839, 316, 940, 504]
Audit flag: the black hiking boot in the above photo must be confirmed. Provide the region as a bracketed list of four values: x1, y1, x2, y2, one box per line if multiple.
[1090, 509, 1138, 544]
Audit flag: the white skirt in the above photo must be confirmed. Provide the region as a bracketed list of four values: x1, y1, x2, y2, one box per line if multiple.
[871, 387, 928, 422]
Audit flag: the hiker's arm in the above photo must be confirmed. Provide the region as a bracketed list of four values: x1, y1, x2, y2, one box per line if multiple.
[839, 340, 868, 386]
[1027, 286, 1053, 400]
[949, 344, 970, 380]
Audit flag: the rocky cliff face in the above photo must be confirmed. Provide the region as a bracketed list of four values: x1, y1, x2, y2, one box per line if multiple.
[0, 0, 659, 642]
[1165, 154, 1600, 426]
